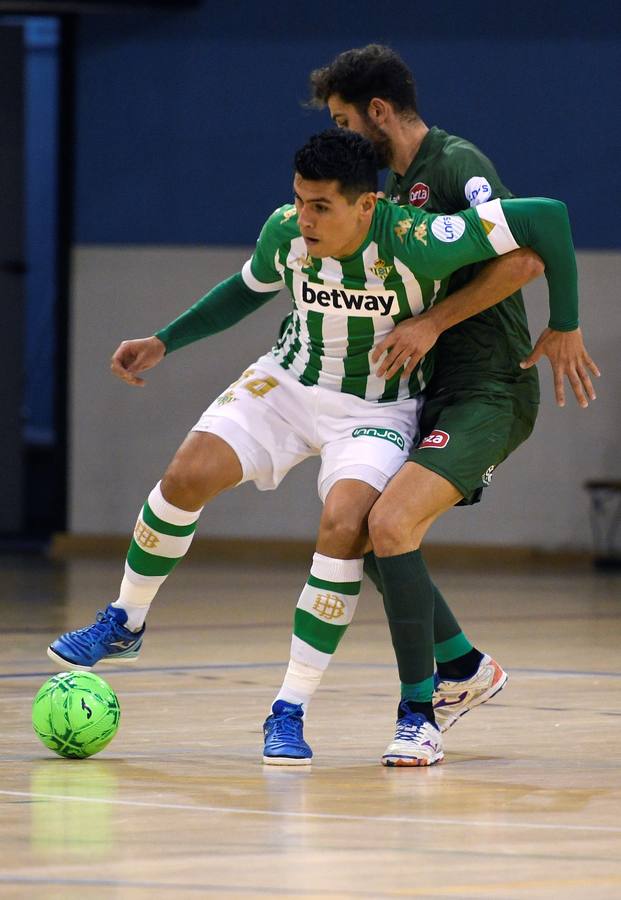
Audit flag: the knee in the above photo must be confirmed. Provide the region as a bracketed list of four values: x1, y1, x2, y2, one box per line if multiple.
[161, 459, 206, 511]
[319, 505, 368, 555]
[368, 499, 422, 556]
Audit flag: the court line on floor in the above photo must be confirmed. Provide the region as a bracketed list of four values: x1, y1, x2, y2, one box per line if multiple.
[0, 875, 359, 896]
[1, 789, 620, 834]
[1, 663, 621, 681]
[1, 874, 621, 898]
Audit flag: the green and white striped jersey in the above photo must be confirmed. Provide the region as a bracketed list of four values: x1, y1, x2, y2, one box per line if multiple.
[241, 197, 517, 403]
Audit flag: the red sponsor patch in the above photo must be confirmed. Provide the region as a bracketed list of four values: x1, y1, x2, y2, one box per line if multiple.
[419, 429, 450, 449]
[409, 182, 430, 207]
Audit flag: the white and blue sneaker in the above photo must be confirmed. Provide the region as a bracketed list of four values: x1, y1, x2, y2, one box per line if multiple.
[47, 604, 145, 671]
[433, 654, 508, 733]
[382, 702, 444, 767]
[262, 700, 312, 766]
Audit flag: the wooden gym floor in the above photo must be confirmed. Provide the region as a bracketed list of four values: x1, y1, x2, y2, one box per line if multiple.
[0, 552, 620, 899]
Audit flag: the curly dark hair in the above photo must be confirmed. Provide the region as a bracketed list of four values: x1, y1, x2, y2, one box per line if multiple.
[309, 44, 418, 115]
[294, 129, 378, 201]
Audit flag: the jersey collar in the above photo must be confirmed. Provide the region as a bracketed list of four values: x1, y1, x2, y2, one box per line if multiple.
[391, 126, 446, 191]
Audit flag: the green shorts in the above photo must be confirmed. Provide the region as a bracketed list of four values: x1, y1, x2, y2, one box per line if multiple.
[409, 390, 539, 504]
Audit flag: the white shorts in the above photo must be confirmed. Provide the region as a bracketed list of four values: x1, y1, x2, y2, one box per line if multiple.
[193, 354, 422, 502]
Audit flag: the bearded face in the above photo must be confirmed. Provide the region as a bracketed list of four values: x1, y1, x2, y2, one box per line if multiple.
[361, 114, 393, 169]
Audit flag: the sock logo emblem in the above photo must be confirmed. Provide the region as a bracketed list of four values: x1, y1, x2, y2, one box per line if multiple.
[312, 593, 345, 620]
[134, 520, 160, 550]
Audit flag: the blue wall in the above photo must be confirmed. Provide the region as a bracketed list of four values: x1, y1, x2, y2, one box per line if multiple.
[74, 0, 621, 247]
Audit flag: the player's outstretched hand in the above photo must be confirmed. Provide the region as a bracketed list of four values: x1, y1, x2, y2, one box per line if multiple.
[371, 313, 440, 380]
[110, 336, 166, 387]
[520, 327, 600, 408]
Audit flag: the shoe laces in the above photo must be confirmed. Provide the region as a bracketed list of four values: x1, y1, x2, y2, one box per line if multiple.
[64, 609, 120, 650]
[394, 711, 429, 742]
[269, 710, 303, 740]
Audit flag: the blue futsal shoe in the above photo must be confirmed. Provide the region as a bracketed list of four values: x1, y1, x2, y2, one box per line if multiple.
[262, 700, 312, 766]
[47, 604, 145, 671]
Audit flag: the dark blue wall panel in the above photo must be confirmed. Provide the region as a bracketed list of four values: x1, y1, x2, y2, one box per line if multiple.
[74, 0, 621, 247]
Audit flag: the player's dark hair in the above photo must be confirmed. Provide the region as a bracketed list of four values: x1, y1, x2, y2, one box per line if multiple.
[294, 129, 378, 201]
[309, 44, 418, 115]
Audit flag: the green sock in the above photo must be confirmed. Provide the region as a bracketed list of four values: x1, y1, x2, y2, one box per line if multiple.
[400, 676, 436, 704]
[375, 550, 435, 689]
[364, 550, 473, 662]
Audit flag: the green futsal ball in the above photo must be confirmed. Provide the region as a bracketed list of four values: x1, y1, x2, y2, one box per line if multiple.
[32, 672, 120, 759]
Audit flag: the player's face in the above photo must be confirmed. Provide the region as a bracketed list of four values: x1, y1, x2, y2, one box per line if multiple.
[327, 94, 393, 168]
[293, 173, 376, 259]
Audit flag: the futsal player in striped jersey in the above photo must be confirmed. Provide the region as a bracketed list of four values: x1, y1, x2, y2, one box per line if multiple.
[48, 128, 585, 766]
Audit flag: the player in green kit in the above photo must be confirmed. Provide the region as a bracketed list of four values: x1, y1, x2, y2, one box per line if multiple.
[301, 45, 599, 765]
[48, 129, 587, 769]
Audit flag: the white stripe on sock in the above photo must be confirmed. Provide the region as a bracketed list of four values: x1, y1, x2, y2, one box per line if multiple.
[274, 657, 325, 713]
[148, 481, 203, 526]
[133, 516, 196, 559]
[289, 634, 333, 670]
[311, 552, 363, 583]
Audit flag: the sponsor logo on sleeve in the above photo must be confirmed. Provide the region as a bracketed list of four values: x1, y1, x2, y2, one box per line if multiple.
[464, 176, 493, 207]
[409, 182, 430, 207]
[419, 429, 450, 449]
[352, 426, 405, 450]
[431, 215, 466, 243]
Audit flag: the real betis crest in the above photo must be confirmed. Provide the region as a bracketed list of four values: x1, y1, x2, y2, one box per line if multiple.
[394, 217, 413, 242]
[370, 258, 393, 281]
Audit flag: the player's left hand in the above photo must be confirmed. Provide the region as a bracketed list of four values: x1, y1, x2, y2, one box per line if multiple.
[371, 313, 440, 380]
[519, 327, 600, 408]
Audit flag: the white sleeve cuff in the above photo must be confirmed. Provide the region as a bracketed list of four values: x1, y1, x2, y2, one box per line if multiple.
[475, 198, 520, 255]
[241, 258, 284, 292]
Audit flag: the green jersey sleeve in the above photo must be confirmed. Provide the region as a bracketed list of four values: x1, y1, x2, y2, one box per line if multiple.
[400, 197, 578, 331]
[240, 205, 291, 292]
[154, 273, 279, 354]
[441, 141, 512, 209]
[400, 205, 500, 281]
[155, 205, 295, 354]
[499, 198, 579, 331]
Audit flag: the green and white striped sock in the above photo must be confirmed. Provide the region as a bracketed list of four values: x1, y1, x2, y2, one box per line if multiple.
[274, 553, 363, 712]
[112, 481, 202, 631]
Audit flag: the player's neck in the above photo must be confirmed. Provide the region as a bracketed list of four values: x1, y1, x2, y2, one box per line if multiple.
[389, 117, 429, 177]
[335, 221, 373, 259]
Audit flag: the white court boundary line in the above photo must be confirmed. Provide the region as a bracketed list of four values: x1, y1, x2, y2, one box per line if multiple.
[1, 789, 620, 834]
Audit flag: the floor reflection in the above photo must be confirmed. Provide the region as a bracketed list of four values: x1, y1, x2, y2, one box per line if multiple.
[29, 760, 118, 857]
